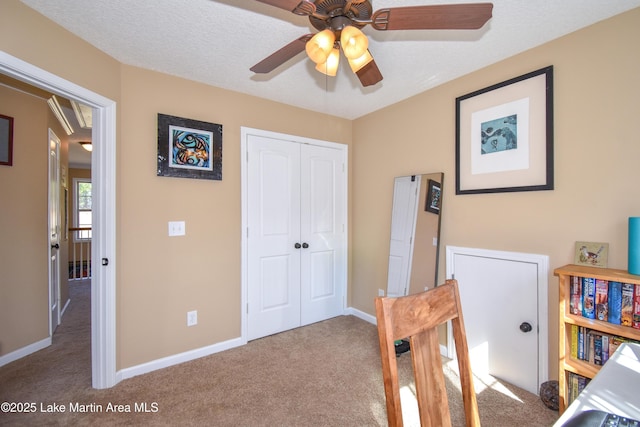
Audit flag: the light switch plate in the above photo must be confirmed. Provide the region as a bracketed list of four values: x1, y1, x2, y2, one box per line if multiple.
[187, 310, 197, 326]
[168, 221, 186, 236]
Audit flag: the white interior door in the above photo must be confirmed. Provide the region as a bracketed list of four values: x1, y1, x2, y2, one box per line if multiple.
[446, 246, 548, 395]
[247, 135, 301, 340]
[386, 176, 420, 297]
[48, 129, 61, 335]
[244, 129, 347, 341]
[300, 144, 346, 325]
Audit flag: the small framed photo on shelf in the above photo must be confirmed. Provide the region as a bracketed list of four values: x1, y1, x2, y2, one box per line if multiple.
[574, 241, 609, 268]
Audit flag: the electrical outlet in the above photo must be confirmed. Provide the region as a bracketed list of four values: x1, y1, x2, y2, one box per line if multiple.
[378, 289, 385, 297]
[168, 221, 186, 237]
[187, 310, 197, 326]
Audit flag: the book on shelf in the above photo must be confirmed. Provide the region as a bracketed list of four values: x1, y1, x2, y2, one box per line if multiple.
[601, 334, 610, 364]
[634, 284, 640, 329]
[609, 281, 623, 325]
[569, 328, 639, 366]
[577, 326, 586, 360]
[567, 372, 590, 404]
[595, 279, 608, 321]
[609, 335, 626, 356]
[582, 277, 596, 319]
[621, 283, 635, 326]
[593, 332, 603, 365]
[570, 276, 582, 315]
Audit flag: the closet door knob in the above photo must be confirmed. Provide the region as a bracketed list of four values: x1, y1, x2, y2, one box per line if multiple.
[302, 243, 309, 248]
[294, 243, 301, 249]
[519, 322, 533, 333]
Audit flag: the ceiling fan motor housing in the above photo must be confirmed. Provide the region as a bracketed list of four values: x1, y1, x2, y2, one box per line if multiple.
[308, 0, 372, 32]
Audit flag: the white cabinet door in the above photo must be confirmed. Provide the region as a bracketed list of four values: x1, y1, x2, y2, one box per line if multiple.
[447, 247, 547, 395]
[247, 134, 346, 340]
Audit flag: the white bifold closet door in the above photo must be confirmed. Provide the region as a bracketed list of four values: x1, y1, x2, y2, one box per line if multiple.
[247, 134, 346, 340]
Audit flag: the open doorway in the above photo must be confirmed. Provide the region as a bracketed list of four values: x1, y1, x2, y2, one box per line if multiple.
[0, 51, 117, 389]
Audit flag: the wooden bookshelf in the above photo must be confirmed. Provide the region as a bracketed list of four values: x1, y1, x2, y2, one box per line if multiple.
[554, 264, 640, 413]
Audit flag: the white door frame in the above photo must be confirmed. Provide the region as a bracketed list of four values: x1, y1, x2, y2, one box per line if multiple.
[445, 245, 549, 392]
[0, 51, 118, 389]
[240, 127, 348, 343]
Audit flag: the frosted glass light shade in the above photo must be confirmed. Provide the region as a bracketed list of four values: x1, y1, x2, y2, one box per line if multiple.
[340, 25, 368, 59]
[306, 29, 335, 64]
[348, 50, 373, 72]
[315, 48, 340, 76]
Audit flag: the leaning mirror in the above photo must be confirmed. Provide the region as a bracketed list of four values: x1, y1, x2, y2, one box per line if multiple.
[386, 173, 443, 297]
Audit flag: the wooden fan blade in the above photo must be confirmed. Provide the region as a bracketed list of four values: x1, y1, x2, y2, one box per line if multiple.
[250, 34, 312, 74]
[371, 3, 493, 31]
[254, 0, 316, 15]
[356, 58, 383, 87]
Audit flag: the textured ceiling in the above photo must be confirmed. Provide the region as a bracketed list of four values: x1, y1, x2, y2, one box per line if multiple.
[19, 0, 640, 120]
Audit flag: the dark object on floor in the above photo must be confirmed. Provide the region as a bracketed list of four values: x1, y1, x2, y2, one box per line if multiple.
[561, 409, 640, 427]
[539, 380, 559, 411]
[394, 339, 410, 356]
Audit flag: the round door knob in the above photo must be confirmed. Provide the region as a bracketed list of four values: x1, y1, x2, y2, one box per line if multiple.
[294, 243, 301, 249]
[302, 243, 309, 249]
[519, 322, 533, 333]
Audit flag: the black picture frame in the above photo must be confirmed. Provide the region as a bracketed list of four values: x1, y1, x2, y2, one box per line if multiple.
[0, 114, 14, 166]
[455, 66, 554, 194]
[425, 179, 441, 214]
[157, 113, 222, 180]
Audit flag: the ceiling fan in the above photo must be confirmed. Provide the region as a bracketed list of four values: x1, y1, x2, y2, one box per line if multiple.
[250, 0, 493, 86]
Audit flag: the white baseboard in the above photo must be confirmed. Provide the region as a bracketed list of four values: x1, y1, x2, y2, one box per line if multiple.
[0, 337, 51, 368]
[117, 336, 245, 382]
[60, 298, 71, 318]
[118, 309, 375, 381]
[345, 307, 376, 325]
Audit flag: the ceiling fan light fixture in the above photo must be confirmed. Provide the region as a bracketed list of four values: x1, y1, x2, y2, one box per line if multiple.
[315, 47, 340, 76]
[340, 25, 368, 60]
[305, 29, 335, 64]
[348, 49, 373, 73]
[79, 141, 93, 152]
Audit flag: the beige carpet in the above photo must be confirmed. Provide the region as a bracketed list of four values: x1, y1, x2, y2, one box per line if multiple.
[0, 281, 559, 426]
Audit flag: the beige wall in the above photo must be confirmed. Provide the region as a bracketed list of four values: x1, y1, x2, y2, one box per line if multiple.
[0, 85, 50, 353]
[117, 66, 351, 368]
[0, 84, 71, 354]
[351, 7, 640, 379]
[0, 0, 352, 367]
[3, 0, 640, 383]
